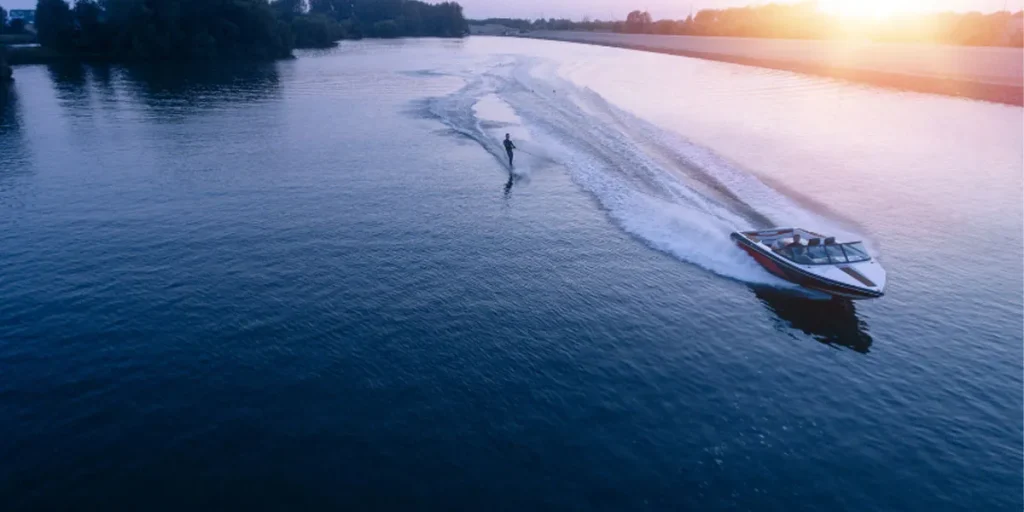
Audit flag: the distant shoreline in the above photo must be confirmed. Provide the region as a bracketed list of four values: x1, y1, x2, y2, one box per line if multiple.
[517, 31, 1024, 106]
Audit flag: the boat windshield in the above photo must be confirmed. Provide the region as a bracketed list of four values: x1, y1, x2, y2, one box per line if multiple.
[777, 245, 813, 264]
[825, 244, 847, 263]
[776, 241, 871, 265]
[841, 242, 871, 263]
[805, 245, 830, 264]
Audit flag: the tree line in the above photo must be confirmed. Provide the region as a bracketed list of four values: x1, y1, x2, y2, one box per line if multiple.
[472, 2, 1024, 47]
[0, 5, 22, 81]
[15, 0, 467, 61]
[308, 0, 467, 39]
[1, 5, 31, 34]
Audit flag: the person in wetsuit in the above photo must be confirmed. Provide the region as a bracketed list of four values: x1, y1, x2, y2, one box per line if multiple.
[503, 134, 516, 168]
[785, 234, 811, 263]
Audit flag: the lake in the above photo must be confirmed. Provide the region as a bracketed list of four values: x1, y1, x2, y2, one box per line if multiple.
[1, 37, 1021, 511]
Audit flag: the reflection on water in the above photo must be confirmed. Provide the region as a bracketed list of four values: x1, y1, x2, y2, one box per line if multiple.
[752, 287, 873, 353]
[47, 62, 88, 89]
[121, 61, 281, 108]
[503, 172, 515, 198]
[39, 61, 283, 118]
[0, 84, 27, 207]
[46, 62, 92, 111]
[0, 82, 17, 129]
[89, 63, 113, 85]
[0, 38, 1020, 512]
[0, 83, 23, 151]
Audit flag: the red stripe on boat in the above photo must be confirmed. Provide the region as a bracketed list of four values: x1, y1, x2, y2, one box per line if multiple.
[740, 244, 787, 278]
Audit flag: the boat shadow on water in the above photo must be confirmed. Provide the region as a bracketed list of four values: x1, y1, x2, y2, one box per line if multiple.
[751, 286, 874, 354]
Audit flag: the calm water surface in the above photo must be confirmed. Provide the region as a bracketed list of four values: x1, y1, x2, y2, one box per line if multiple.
[1, 37, 1021, 511]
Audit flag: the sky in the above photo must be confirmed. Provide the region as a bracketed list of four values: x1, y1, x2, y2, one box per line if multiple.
[460, 0, 1024, 20]
[1, 0, 1022, 19]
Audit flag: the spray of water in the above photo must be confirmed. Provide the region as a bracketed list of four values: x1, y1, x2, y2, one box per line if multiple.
[423, 56, 865, 288]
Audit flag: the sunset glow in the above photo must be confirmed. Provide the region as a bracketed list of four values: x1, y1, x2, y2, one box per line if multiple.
[817, 0, 931, 19]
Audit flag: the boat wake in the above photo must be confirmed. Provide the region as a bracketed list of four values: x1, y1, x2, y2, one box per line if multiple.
[420, 56, 865, 288]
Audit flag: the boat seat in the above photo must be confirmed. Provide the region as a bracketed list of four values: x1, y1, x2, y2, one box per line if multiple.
[808, 238, 822, 246]
[824, 237, 836, 245]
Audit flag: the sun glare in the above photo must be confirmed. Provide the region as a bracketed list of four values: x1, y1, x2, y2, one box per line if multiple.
[817, 0, 931, 19]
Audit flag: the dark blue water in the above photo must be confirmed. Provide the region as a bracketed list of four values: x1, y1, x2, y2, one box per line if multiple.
[1, 38, 1021, 511]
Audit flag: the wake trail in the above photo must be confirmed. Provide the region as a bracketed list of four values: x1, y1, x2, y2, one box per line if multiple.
[421, 57, 864, 287]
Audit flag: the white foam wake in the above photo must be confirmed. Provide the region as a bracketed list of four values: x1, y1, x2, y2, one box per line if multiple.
[423, 56, 865, 288]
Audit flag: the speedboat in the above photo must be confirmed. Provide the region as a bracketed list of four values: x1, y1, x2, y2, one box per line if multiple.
[731, 228, 886, 299]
